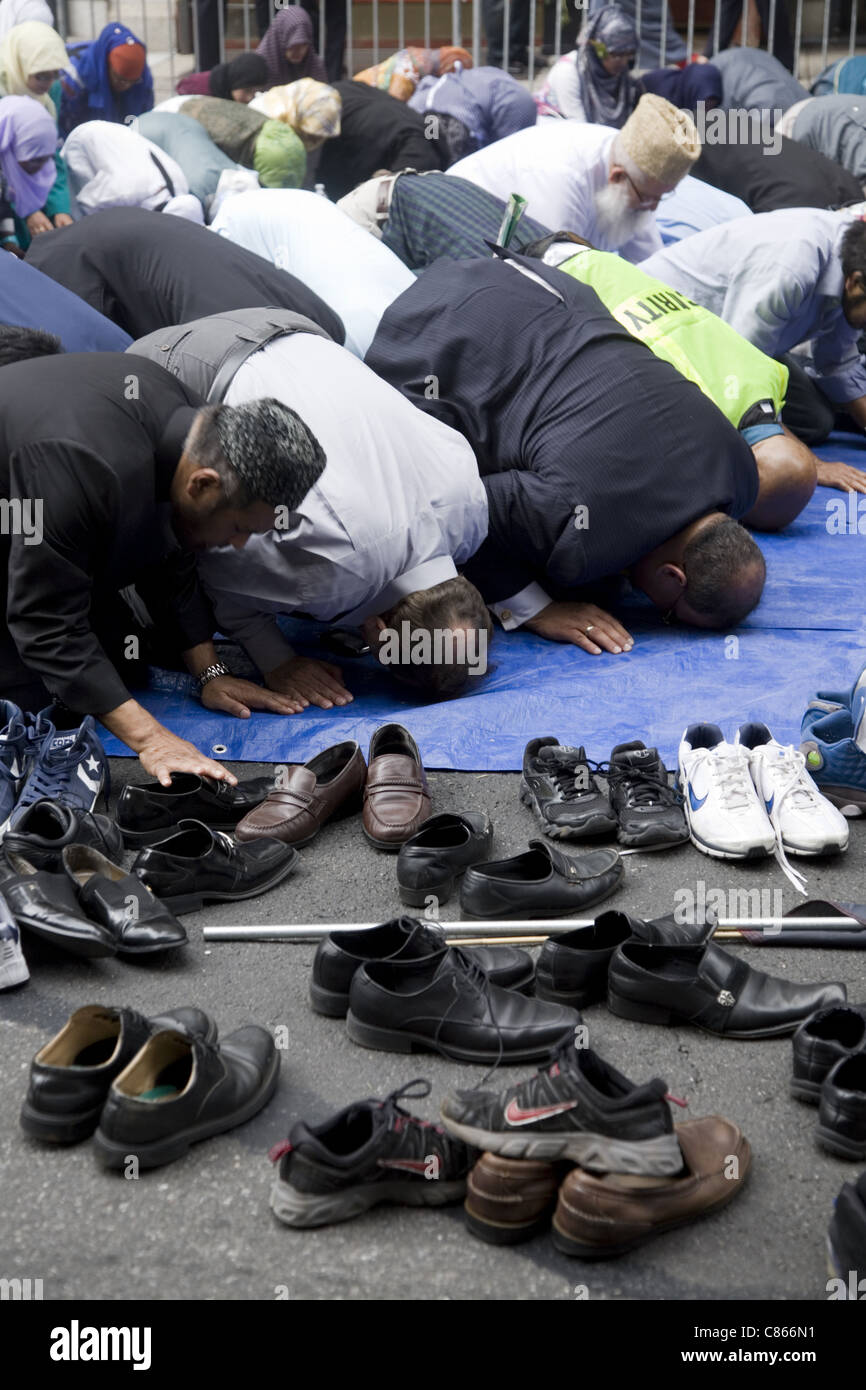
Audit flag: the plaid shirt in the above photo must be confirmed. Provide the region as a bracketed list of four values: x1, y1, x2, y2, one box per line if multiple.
[382, 171, 551, 272]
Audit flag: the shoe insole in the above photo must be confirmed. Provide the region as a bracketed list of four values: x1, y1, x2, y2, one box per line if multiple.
[146, 1055, 192, 1096]
[74, 1038, 119, 1067]
[138, 1084, 181, 1102]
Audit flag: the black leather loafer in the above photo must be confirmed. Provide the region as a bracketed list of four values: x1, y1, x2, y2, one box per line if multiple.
[792, 1005, 866, 1103]
[20, 1004, 217, 1143]
[94, 1025, 279, 1169]
[63, 845, 187, 955]
[817, 1054, 866, 1160]
[131, 819, 297, 913]
[396, 812, 493, 906]
[460, 840, 622, 920]
[4, 799, 124, 870]
[0, 850, 117, 958]
[608, 926, 846, 1038]
[310, 916, 533, 1017]
[346, 948, 578, 1063]
[116, 773, 275, 846]
[535, 911, 635, 1008]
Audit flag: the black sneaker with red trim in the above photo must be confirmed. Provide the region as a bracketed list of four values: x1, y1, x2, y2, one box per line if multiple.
[269, 1080, 472, 1227]
[440, 1042, 684, 1176]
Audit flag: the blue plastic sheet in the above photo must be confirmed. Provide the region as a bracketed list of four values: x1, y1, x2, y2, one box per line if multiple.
[100, 433, 866, 771]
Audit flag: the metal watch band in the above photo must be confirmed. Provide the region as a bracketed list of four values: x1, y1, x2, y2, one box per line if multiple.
[197, 662, 233, 690]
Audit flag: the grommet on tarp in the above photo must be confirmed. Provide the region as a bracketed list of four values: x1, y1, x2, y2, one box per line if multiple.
[212, 744, 227, 755]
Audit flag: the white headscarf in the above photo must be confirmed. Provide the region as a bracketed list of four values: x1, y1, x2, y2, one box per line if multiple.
[0, 0, 54, 40]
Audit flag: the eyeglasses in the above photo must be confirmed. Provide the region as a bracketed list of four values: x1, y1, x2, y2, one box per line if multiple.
[622, 170, 676, 209]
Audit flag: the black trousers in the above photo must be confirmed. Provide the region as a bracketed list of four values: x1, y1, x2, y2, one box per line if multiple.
[194, 0, 272, 73]
[301, 0, 347, 82]
[779, 354, 836, 447]
[482, 0, 530, 66]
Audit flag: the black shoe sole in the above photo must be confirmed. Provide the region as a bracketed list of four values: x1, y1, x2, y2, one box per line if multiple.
[607, 988, 808, 1038]
[616, 827, 689, 850]
[92, 1051, 280, 1169]
[464, 1203, 553, 1246]
[345, 1011, 574, 1064]
[153, 854, 298, 915]
[270, 1174, 466, 1227]
[398, 876, 457, 907]
[535, 980, 603, 1010]
[815, 1126, 866, 1161]
[115, 936, 189, 956]
[20, 1097, 105, 1144]
[16, 917, 116, 959]
[519, 781, 617, 840]
[790, 1076, 823, 1104]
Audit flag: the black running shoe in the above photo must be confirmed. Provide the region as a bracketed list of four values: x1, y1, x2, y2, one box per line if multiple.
[520, 738, 616, 840]
[269, 1080, 472, 1227]
[440, 1041, 683, 1176]
[607, 742, 688, 849]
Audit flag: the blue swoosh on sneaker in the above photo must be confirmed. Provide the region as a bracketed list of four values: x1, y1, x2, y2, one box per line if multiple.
[688, 783, 708, 812]
[765, 793, 774, 815]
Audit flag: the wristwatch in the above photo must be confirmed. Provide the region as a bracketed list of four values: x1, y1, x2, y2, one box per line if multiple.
[196, 662, 233, 691]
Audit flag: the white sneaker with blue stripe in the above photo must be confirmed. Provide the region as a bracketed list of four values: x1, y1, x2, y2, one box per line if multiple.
[0, 897, 28, 990]
[678, 724, 776, 861]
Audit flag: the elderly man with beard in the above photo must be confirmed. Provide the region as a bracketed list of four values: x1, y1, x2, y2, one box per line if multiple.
[446, 93, 700, 263]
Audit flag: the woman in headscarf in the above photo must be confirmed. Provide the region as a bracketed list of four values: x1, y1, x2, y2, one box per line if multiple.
[175, 52, 269, 103]
[59, 22, 153, 137]
[353, 46, 472, 103]
[61, 119, 204, 221]
[249, 77, 340, 150]
[0, 21, 72, 237]
[537, 6, 638, 126]
[257, 7, 327, 87]
[179, 94, 306, 188]
[0, 0, 52, 39]
[0, 93, 60, 253]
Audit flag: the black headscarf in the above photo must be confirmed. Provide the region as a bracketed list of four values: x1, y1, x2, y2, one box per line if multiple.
[208, 53, 269, 100]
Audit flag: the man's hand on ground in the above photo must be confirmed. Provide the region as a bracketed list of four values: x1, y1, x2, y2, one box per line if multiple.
[816, 459, 866, 494]
[265, 656, 353, 709]
[525, 601, 634, 655]
[137, 730, 239, 787]
[200, 674, 305, 718]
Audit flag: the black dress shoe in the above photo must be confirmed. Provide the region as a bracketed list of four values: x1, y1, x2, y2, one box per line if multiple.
[131, 819, 297, 913]
[817, 1054, 866, 1160]
[346, 948, 578, 1063]
[310, 916, 534, 1017]
[116, 773, 275, 846]
[535, 911, 634, 1008]
[0, 851, 117, 958]
[396, 812, 493, 906]
[460, 840, 622, 920]
[4, 799, 124, 870]
[828, 1170, 866, 1287]
[62, 846, 187, 955]
[608, 925, 846, 1038]
[94, 1025, 279, 1169]
[20, 1004, 217, 1143]
[792, 1005, 866, 1103]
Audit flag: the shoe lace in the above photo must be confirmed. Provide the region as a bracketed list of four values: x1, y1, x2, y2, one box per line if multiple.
[378, 1078, 446, 1140]
[700, 747, 755, 811]
[603, 760, 682, 809]
[542, 750, 605, 802]
[432, 949, 504, 1083]
[760, 746, 819, 896]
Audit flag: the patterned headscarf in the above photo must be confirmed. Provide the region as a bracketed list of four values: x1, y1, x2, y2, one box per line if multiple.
[257, 7, 327, 86]
[0, 19, 68, 111]
[0, 93, 56, 214]
[250, 77, 340, 149]
[575, 5, 638, 128]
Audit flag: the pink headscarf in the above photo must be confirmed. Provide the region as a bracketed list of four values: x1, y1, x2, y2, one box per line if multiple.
[0, 95, 56, 216]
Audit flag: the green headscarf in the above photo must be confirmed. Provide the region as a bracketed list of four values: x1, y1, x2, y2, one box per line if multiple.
[253, 117, 305, 187]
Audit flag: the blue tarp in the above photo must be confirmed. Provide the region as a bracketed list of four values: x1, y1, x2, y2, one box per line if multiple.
[100, 434, 866, 771]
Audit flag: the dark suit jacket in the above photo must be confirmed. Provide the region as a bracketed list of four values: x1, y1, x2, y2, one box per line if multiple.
[365, 253, 759, 603]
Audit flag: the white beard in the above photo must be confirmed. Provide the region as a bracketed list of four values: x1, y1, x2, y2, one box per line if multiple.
[593, 182, 655, 251]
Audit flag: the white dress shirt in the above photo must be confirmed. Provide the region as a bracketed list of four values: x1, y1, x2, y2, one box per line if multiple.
[447, 122, 663, 263]
[210, 188, 415, 357]
[197, 334, 489, 672]
[641, 207, 866, 406]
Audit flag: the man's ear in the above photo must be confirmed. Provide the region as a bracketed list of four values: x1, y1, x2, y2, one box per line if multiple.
[185, 467, 224, 502]
[656, 562, 687, 603]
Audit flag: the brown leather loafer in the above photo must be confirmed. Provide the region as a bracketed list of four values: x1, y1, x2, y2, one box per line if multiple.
[362, 724, 431, 851]
[465, 1152, 561, 1245]
[552, 1115, 751, 1259]
[235, 741, 366, 846]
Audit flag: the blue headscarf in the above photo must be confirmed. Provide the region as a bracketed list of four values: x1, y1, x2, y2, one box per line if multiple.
[67, 23, 153, 122]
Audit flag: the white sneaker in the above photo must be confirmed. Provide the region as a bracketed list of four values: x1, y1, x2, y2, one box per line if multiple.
[0, 899, 28, 990]
[737, 723, 850, 858]
[678, 724, 776, 860]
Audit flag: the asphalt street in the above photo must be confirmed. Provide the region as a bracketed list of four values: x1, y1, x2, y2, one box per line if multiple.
[2, 758, 865, 1302]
